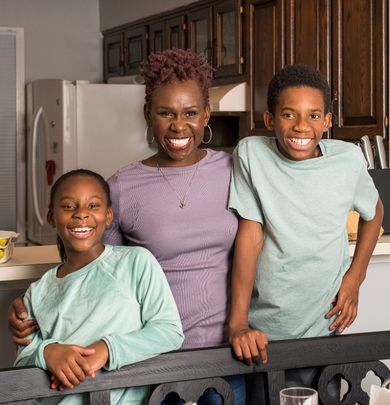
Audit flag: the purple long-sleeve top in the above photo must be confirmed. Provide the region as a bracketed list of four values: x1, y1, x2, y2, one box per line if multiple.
[104, 149, 238, 348]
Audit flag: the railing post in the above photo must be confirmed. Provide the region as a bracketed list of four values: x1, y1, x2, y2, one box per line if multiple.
[89, 390, 111, 404]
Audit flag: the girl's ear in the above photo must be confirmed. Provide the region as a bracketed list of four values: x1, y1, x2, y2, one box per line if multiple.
[47, 210, 55, 228]
[105, 207, 113, 227]
[263, 111, 275, 131]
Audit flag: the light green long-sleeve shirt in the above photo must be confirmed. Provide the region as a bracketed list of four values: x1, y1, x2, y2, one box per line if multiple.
[14, 245, 184, 404]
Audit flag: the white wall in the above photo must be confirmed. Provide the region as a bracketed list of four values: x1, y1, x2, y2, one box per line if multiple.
[0, 0, 102, 83]
[99, 0, 197, 31]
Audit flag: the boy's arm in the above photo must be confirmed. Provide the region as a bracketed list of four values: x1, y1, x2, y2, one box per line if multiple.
[228, 217, 268, 365]
[327, 197, 384, 332]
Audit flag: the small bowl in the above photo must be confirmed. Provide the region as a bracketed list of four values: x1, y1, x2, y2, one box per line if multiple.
[0, 231, 19, 264]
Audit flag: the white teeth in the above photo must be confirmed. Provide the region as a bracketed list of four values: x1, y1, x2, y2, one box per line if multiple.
[169, 138, 190, 146]
[71, 227, 92, 233]
[291, 138, 311, 145]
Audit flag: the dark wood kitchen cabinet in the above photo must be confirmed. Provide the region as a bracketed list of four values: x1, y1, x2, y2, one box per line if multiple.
[331, 0, 387, 141]
[103, 25, 148, 78]
[103, 0, 244, 83]
[187, 0, 244, 79]
[248, 0, 388, 141]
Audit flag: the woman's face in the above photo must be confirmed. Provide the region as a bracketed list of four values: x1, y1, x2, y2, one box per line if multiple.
[145, 79, 211, 166]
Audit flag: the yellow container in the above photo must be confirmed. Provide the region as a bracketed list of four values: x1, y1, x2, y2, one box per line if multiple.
[0, 231, 19, 264]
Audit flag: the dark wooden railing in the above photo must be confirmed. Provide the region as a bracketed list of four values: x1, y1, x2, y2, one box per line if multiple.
[1, 331, 389, 405]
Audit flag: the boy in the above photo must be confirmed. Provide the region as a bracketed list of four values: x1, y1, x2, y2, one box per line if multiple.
[228, 64, 384, 377]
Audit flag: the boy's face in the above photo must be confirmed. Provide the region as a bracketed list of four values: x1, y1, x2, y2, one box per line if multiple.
[264, 86, 332, 161]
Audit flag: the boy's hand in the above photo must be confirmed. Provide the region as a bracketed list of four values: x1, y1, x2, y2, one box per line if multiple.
[8, 296, 38, 346]
[229, 325, 268, 365]
[326, 269, 361, 333]
[44, 343, 96, 389]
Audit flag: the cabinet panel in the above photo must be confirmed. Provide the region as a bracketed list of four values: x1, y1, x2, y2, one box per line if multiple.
[165, 15, 186, 49]
[103, 33, 124, 80]
[149, 21, 165, 54]
[187, 7, 213, 60]
[332, 0, 387, 140]
[213, 0, 243, 78]
[285, 0, 331, 80]
[250, 0, 283, 134]
[124, 26, 148, 74]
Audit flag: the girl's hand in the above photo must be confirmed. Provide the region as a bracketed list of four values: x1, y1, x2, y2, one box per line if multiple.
[326, 270, 361, 333]
[44, 343, 96, 389]
[8, 296, 38, 345]
[229, 325, 268, 366]
[84, 340, 109, 373]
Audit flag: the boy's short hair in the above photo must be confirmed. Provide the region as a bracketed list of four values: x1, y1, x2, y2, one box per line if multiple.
[267, 64, 331, 114]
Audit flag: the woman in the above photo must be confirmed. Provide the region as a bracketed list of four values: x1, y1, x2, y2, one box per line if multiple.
[9, 49, 244, 404]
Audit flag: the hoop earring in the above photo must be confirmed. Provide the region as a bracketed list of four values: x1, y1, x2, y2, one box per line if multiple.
[202, 125, 213, 145]
[144, 126, 154, 145]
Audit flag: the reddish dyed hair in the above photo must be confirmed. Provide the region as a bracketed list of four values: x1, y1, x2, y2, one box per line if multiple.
[139, 48, 214, 107]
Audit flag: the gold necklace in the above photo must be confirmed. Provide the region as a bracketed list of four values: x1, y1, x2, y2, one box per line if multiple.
[155, 155, 200, 208]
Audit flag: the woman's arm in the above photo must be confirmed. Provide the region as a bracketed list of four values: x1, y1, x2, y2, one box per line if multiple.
[8, 295, 38, 345]
[228, 217, 268, 365]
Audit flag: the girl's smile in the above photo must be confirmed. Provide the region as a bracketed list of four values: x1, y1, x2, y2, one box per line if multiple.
[47, 175, 113, 275]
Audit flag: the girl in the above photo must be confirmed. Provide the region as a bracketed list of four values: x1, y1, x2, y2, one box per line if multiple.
[14, 169, 184, 404]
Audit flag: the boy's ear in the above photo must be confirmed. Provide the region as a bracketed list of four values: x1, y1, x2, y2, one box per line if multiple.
[324, 112, 332, 130]
[106, 207, 113, 227]
[263, 111, 275, 131]
[47, 210, 55, 228]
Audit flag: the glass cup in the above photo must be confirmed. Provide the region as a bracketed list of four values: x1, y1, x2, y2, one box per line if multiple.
[280, 387, 318, 405]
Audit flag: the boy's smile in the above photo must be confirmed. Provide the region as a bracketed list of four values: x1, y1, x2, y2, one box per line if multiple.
[264, 86, 332, 161]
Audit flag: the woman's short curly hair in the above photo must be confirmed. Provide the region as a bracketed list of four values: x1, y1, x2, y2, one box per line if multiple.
[139, 48, 214, 107]
[267, 64, 331, 114]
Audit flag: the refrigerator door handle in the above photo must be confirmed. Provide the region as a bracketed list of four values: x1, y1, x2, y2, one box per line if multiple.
[30, 106, 48, 226]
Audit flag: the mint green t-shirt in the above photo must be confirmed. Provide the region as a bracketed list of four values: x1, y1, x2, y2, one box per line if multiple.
[14, 245, 184, 405]
[229, 136, 378, 341]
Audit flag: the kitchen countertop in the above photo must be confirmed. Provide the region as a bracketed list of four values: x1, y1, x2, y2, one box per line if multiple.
[1, 236, 390, 284]
[0, 245, 60, 283]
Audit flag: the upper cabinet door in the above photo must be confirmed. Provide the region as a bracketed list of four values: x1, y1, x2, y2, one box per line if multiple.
[187, 7, 213, 61]
[103, 32, 125, 80]
[149, 21, 165, 54]
[165, 15, 186, 50]
[285, 0, 331, 80]
[331, 0, 387, 141]
[213, 0, 243, 78]
[124, 26, 148, 75]
[249, 0, 284, 134]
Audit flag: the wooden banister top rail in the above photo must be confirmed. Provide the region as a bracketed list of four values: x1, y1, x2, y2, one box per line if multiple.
[1, 331, 390, 404]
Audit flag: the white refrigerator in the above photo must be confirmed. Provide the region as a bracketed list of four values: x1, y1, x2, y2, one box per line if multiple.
[26, 79, 155, 245]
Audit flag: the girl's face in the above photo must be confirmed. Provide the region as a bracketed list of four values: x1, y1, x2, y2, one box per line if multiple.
[47, 175, 113, 261]
[264, 86, 332, 161]
[145, 79, 211, 167]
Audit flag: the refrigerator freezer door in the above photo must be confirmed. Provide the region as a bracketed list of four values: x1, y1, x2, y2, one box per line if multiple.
[27, 80, 77, 245]
[75, 83, 155, 179]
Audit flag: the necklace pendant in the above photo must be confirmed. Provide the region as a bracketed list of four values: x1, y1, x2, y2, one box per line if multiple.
[179, 201, 186, 208]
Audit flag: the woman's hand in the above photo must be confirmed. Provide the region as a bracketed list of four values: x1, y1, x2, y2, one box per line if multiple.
[8, 296, 38, 345]
[229, 325, 268, 366]
[44, 344, 96, 389]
